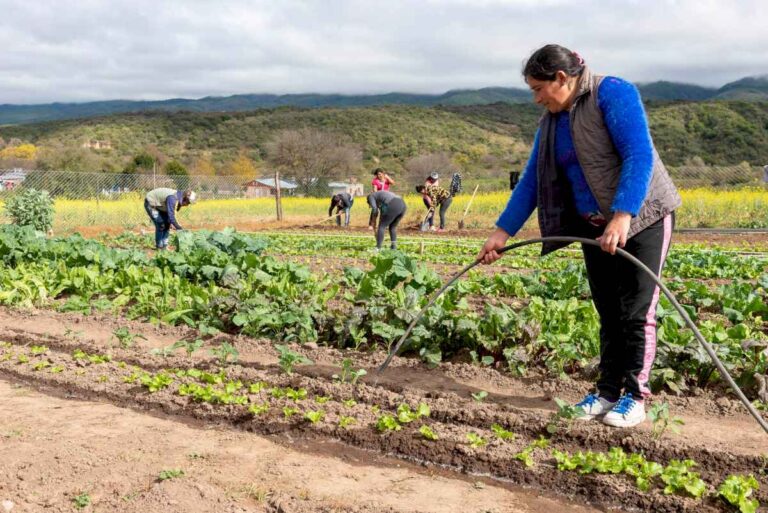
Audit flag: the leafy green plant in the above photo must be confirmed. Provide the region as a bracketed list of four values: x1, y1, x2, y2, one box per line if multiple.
[396, 403, 430, 423]
[72, 492, 90, 510]
[29, 345, 48, 355]
[490, 423, 515, 441]
[514, 436, 550, 467]
[338, 415, 356, 429]
[72, 349, 111, 364]
[648, 401, 684, 439]
[342, 399, 357, 408]
[112, 327, 147, 349]
[332, 358, 367, 384]
[546, 397, 585, 433]
[159, 339, 204, 356]
[718, 474, 759, 513]
[471, 390, 488, 402]
[248, 402, 270, 416]
[210, 342, 239, 365]
[139, 371, 174, 393]
[466, 432, 487, 448]
[275, 344, 313, 374]
[158, 469, 185, 481]
[32, 360, 50, 371]
[282, 406, 299, 418]
[314, 395, 331, 404]
[286, 388, 308, 402]
[470, 350, 495, 367]
[419, 425, 439, 441]
[375, 414, 402, 432]
[304, 410, 325, 424]
[5, 188, 54, 232]
[661, 459, 707, 498]
[249, 381, 267, 394]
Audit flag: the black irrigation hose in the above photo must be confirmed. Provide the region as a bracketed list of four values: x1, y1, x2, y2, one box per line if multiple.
[376, 236, 768, 435]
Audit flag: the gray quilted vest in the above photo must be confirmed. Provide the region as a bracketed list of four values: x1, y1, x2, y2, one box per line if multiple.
[536, 67, 681, 255]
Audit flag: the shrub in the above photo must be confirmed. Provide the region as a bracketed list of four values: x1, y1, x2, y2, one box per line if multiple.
[4, 188, 54, 232]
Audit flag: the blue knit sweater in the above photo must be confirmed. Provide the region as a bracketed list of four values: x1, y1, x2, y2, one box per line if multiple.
[496, 76, 654, 236]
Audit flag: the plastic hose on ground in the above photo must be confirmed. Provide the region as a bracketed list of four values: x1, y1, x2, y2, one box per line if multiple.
[375, 236, 768, 435]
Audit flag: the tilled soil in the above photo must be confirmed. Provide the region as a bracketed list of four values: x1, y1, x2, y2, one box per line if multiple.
[1, 308, 766, 513]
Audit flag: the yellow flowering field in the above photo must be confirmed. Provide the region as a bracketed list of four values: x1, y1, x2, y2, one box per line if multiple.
[1, 188, 766, 233]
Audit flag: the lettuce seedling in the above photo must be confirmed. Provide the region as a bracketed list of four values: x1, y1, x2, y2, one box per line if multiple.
[466, 433, 487, 448]
[158, 469, 185, 481]
[304, 410, 325, 424]
[419, 425, 439, 441]
[248, 402, 270, 416]
[249, 381, 268, 394]
[661, 459, 707, 498]
[490, 424, 515, 441]
[718, 474, 759, 513]
[376, 414, 402, 432]
[286, 388, 308, 402]
[396, 403, 430, 423]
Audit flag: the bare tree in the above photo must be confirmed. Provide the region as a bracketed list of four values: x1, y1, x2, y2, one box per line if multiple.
[266, 128, 361, 195]
[403, 152, 459, 188]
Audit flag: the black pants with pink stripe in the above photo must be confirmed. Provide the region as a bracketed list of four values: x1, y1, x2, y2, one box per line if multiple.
[581, 214, 674, 401]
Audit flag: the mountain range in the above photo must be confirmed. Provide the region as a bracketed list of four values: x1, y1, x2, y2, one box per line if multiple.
[0, 76, 766, 126]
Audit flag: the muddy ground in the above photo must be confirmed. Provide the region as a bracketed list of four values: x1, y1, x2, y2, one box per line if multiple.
[1, 307, 766, 513]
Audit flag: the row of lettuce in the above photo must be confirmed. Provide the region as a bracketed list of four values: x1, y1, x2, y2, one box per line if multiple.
[2, 225, 768, 398]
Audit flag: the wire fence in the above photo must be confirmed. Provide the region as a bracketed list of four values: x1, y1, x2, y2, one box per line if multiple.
[0, 166, 766, 233]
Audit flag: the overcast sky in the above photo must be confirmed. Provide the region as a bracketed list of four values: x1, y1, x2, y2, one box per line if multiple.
[0, 0, 765, 104]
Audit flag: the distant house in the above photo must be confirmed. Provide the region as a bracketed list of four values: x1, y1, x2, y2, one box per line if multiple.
[0, 168, 28, 190]
[243, 178, 298, 198]
[328, 179, 365, 197]
[82, 139, 112, 150]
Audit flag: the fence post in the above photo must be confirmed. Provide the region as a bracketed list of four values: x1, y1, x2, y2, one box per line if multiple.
[274, 170, 283, 221]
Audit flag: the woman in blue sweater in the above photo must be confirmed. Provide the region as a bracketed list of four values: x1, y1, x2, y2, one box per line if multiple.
[478, 45, 681, 428]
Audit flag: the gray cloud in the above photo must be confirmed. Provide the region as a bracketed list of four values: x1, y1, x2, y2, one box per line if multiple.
[0, 0, 765, 103]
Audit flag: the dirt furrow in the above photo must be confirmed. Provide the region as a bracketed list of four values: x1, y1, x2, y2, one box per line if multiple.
[1, 334, 764, 512]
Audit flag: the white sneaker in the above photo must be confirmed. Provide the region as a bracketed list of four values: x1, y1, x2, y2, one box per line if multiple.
[575, 393, 616, 420]
[602, 394, 646, 428]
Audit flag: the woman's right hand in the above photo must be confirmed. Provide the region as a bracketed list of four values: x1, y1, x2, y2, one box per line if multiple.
[477, 228, 510, 264]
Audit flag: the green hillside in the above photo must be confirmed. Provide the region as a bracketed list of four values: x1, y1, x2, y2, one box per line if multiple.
[637, 81, 717, 101]
[444, 101, 768, 166]
[716, 76, 768, 100]
[0, 105, 530, 174]
[2, 100, 767, 177]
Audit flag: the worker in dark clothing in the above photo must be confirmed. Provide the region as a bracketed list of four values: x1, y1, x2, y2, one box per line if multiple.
[144, 188, 196, 250]
[367, 191, 407, 250]
[329, 192, 354, 227]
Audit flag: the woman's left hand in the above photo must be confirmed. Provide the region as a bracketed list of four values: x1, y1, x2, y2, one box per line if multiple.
[597, 212, 631, 254]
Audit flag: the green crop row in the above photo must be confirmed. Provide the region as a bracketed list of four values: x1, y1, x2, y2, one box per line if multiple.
[2, 225, 768, 397]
